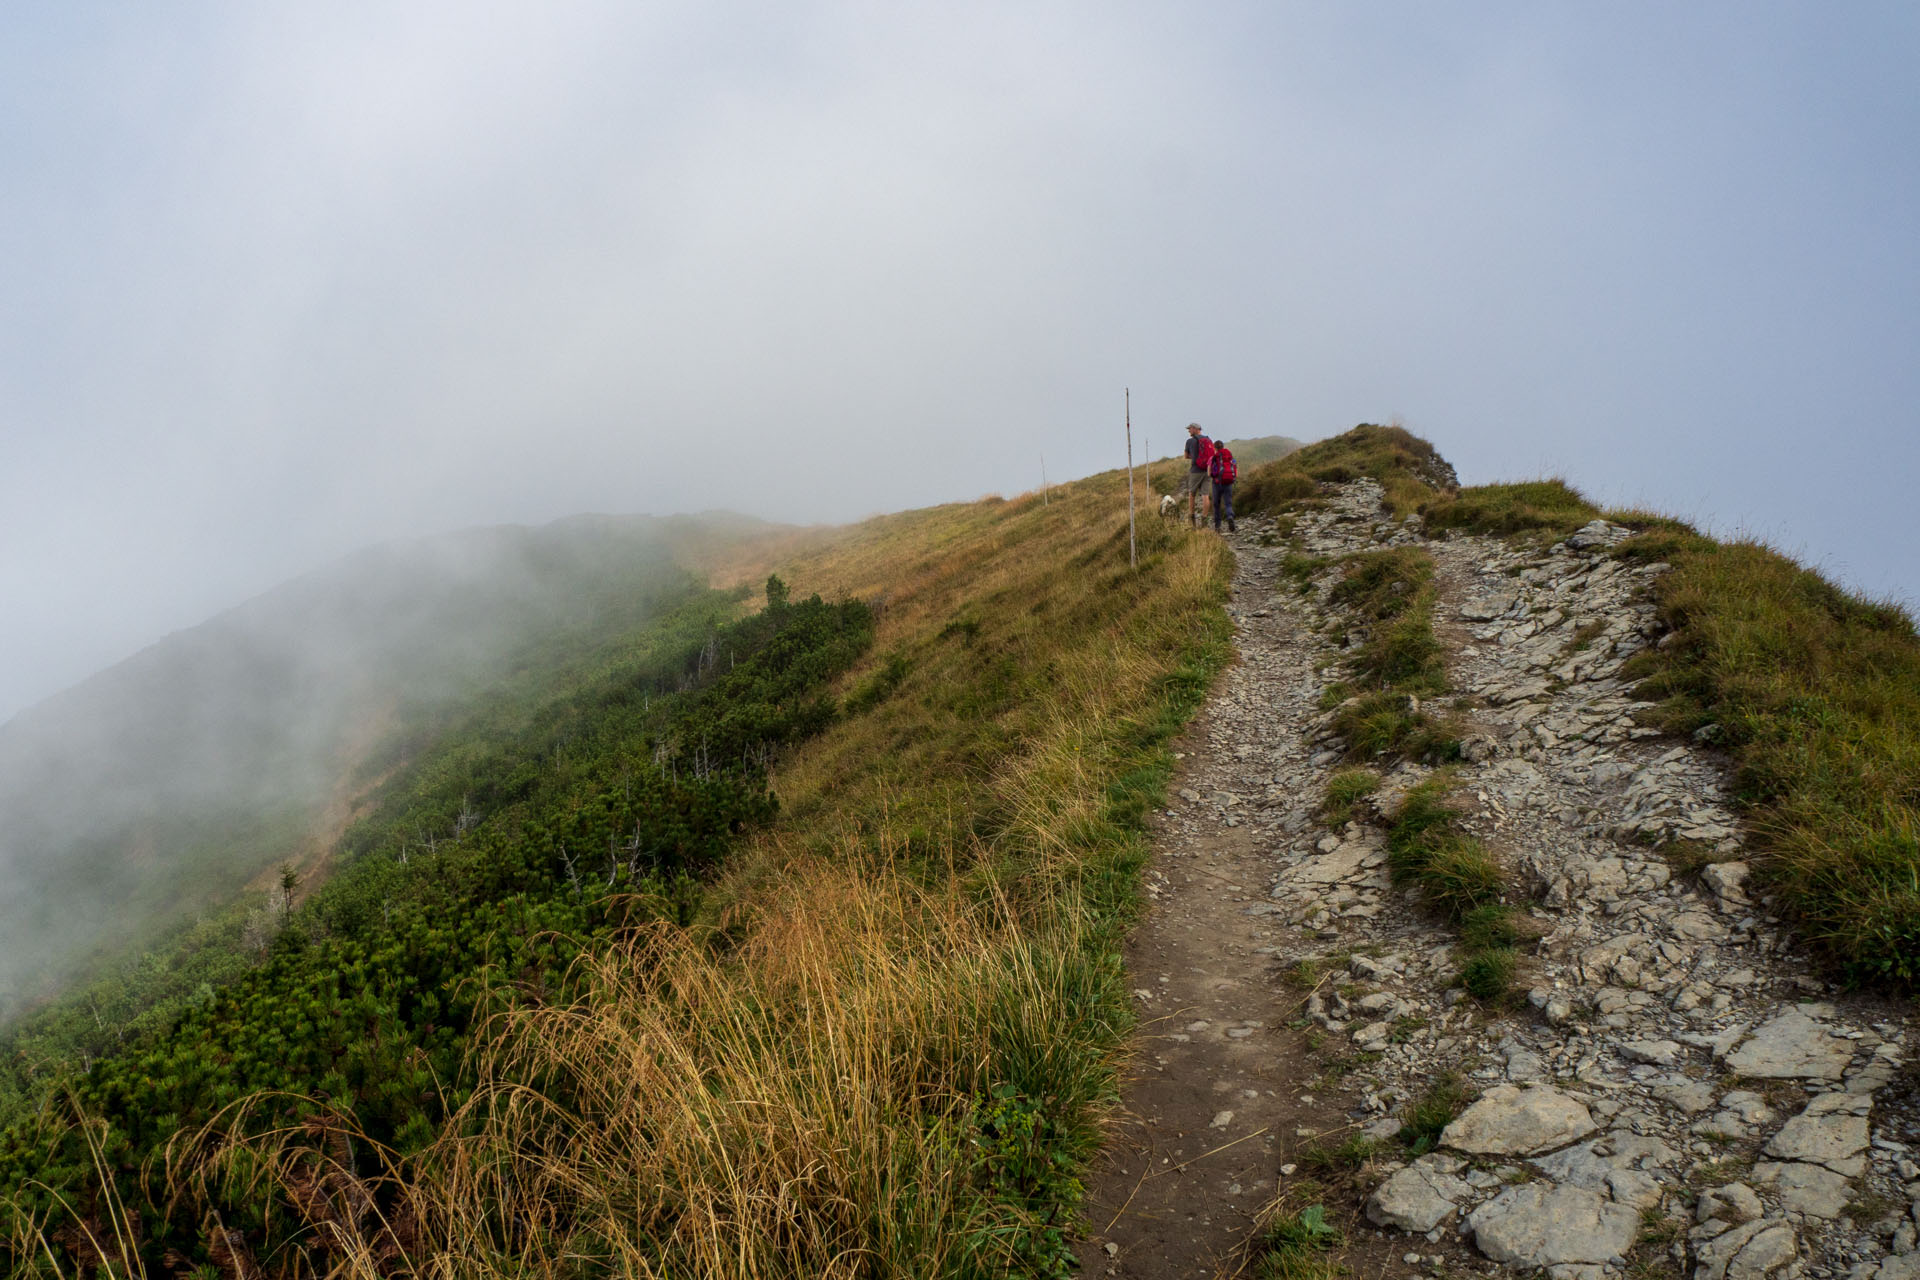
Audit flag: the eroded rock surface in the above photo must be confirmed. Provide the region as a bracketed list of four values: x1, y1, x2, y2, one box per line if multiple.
[1468, 1183, 1640, 1279]
[1443, 1084, 1598, 1156]
[1092, 482, 1919, 1280]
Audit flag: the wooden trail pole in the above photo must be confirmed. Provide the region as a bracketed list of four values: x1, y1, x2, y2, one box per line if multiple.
[1041, 453, 1049, 505]
[1125, 389, 1137, 568]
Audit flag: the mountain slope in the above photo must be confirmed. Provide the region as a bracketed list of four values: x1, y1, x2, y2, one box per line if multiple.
[1, 464, 1232, 1277]
[0, 513, 783, 1018]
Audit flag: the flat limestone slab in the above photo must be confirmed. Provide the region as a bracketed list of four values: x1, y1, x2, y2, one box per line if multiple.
[1722, 1009, 1855, 1081]
[1366, 1157, 1473, 1233]
[1692, 1218, 1799, 1280]
[1751, 1160, 1852, 1219]
[1442, 1084, 1597, 1156]
[1289, 840, 1375, 885]
[1763, 1092, 1871, 1177]
[1467, 1183, 1638, 1272]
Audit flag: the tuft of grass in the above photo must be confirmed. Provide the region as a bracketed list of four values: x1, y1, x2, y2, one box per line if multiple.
[1333, 692, 1410, 755]
[1285, 956, 1331, 991]
[1296, 1134, 1381, 1177]
[1389, 775, 1459, 846]
[1457, 903, 1521, 951]
[1328, 549, 1445, 696]
[1328, 547, 1434, 624]
[1320, 769, 1380, 827]
[1244, 470, 1324, 511]
[1387, 781, 1505, 922]
[1457, 948, 1518, 1001]
[1388, 780, 1519, 999]
[1281, 552, 1332, 593]
[1626, 1208, 1688, 1280]
[1356, 616, 1447, 691]
[1409, 841, 1506, 920]
[1842, 1192, 1899, 1225]
[1397, 1073, 1470, 1155]
[1317, 681, 1353, 710]
[1563, 619, 1608, 655]
[1252, 1204, 1345, 1280]
[1688, 1157, 1752, 1188]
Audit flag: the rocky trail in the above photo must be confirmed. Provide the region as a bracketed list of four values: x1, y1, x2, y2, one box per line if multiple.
[1078, 482, 1919, 1280]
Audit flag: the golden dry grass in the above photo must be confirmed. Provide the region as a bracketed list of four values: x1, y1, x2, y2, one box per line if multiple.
[157, 864, 1095, 1278]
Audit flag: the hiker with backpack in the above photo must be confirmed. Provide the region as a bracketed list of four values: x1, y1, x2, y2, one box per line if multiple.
[1208, 440, 1238, 533]
[1183, 423, 1214, 526]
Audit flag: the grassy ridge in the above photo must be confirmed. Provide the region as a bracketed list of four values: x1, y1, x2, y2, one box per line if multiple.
[1627, 538, 1920, 986]
[1413, 475, 1919, 987]
[11, 471, 1232, 1276]
[303, 474, 1233, 1276]
[1237, 423, 1459, 518]
[1409, 470, 1919, 989]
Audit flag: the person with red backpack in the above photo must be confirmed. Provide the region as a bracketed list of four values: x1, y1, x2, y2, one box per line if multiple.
[1208, 440, 1238, 533]
[1182, 423, 1214, 527]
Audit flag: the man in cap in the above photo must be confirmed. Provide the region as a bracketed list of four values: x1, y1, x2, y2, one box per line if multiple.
[1182, 423, 1215, 527]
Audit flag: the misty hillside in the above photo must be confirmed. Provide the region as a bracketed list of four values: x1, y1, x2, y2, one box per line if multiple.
[0, 511, 776, 1016]
[3, 427, 1915, 1279]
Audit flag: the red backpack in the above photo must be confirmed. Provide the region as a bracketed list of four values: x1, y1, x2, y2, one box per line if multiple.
[1193, 437, 1215, 470]
[1210, 446, 1237, 485]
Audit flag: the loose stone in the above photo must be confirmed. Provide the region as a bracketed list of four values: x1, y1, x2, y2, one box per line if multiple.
[1442, 1085, 1598, 1157]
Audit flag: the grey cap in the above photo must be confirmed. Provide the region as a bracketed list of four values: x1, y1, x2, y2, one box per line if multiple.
[1187, 422, 1202, 431]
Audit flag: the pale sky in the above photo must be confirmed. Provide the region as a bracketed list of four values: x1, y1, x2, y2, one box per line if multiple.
[3, 2, 1916, 723]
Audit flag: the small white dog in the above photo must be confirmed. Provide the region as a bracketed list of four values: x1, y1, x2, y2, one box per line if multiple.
[1158, 493, 1179, 519]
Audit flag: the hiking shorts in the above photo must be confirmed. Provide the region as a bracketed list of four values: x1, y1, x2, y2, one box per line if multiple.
[1185, 469, 1210, 499]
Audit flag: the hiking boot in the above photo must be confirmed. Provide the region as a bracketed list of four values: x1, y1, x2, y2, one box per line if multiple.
[1228, 519, 1237, 533]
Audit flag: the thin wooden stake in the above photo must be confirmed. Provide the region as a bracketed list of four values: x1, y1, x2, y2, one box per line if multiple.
[1125, 389, 1137, 568]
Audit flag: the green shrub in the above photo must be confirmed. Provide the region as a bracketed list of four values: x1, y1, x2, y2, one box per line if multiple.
[0, 591, 879, 1269]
